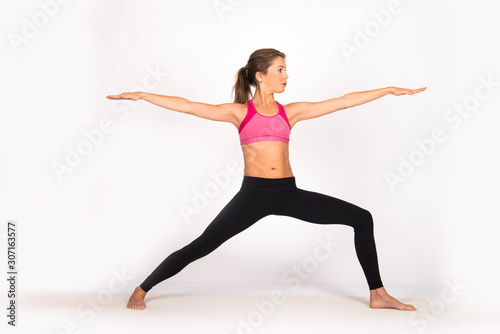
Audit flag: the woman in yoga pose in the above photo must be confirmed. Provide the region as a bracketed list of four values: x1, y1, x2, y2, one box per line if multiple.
[107, 48, 425, 311]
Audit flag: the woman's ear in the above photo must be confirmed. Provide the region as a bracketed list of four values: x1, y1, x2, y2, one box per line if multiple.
[255, 72, 263, 83]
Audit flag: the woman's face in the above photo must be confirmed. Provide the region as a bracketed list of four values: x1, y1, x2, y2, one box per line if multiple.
[258, 57, 288, 93]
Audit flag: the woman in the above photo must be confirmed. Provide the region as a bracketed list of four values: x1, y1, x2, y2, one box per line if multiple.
[107, 48, 426, 311]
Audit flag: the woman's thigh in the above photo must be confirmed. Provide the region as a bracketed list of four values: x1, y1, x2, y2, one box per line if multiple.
[275, 188, 370, 228]
[195, 188, 275, 248]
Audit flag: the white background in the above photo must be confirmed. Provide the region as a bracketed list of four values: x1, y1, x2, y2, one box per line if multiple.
[1, 0, 499, 321]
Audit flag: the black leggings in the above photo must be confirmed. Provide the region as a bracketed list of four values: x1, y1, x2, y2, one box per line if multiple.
[140, 176, 383, 292]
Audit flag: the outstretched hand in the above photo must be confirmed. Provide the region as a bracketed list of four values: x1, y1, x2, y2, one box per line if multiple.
[106, 92, 142, 100]
[391, 86, 427, 96]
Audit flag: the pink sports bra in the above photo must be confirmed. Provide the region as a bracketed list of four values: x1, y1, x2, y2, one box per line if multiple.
[238, 100, 291, 145]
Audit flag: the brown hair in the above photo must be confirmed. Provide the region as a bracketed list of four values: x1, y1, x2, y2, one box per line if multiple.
[232, 48, 286, 104]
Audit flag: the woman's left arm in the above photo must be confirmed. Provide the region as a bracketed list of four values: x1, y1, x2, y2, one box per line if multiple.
[287, 86, 426, 126]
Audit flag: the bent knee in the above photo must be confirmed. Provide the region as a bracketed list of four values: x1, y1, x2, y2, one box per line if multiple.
[354, 209, 374, 230]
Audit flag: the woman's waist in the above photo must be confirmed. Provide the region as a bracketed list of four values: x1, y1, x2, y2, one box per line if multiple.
[241, 175, 297, 191]
[243, 162, 293, 180]
[241, 142, 292, 182]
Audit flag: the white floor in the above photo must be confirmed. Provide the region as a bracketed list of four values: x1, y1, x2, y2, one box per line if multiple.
[8, 284, 499, 334]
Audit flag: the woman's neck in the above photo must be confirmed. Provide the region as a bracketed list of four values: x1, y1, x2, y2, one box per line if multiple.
[252, 90, 275, 108]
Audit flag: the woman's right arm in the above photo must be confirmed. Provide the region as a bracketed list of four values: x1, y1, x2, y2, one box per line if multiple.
[106, 92, 241, 126]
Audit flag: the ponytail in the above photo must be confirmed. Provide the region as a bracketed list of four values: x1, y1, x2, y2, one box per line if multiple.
[232, 48, 286, 104]
[232, 66, 252, 104]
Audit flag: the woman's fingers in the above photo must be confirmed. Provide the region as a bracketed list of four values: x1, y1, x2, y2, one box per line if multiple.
[411, 87, 427, 94]
[394, 87, 427, 96]
[106, 92, 141, 100]
[106, 94, 123, 99]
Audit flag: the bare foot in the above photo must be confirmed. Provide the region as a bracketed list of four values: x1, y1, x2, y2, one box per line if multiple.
[127, 286, 147, 310]
[369, 287, 416, 311]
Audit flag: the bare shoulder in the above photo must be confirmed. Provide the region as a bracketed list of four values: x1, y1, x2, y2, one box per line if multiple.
[282, 102, 305, 113]
[281, 102, 309, 128]
[226, 102, 247, 115]
[281, 99, 345, 126]
[218, 102, 247, 127]
[226, 102, 247, 118]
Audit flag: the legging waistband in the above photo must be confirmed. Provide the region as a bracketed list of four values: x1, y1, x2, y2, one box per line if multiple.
[241, 176, 297, 191]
